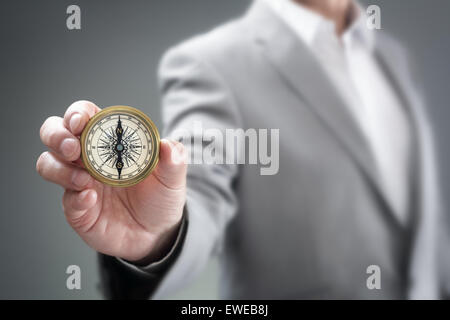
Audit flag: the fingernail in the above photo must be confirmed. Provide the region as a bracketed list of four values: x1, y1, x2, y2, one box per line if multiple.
[61, 138, 78, 158]
[70, 113, 82, 133]
[171, 142, 187, 165]
[72, 171, 91, 188]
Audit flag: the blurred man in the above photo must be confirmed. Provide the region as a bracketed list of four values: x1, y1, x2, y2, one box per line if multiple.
[36, 0, 446, 299]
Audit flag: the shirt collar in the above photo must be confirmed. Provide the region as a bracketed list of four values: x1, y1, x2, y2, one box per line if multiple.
[263, 0, 325, 47]
[342, 3, 376, 52]
[263, 0, 375, 52]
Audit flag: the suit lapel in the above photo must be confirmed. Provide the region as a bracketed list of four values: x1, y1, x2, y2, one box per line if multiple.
[374, 36, 441, 297]
[247, 1, 398, 223]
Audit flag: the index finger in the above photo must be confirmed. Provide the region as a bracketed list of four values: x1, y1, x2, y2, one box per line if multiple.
[63, 100, 101, 136]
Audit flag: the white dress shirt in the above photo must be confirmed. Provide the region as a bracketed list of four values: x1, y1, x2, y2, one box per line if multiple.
[265, 0, 412, 223]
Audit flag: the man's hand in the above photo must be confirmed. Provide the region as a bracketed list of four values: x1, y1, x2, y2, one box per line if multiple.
[36, 100, 187, 263]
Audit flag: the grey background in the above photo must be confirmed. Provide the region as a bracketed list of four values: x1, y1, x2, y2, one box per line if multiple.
[1, 0, 449, 299]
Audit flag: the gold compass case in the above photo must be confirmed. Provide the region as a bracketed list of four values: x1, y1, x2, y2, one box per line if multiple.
[80, 106, 160, 187]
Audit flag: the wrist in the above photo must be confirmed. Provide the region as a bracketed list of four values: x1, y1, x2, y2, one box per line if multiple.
[128, 214, 184, 266]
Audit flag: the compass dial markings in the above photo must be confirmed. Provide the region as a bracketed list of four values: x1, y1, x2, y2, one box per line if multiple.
[84, 110, 155, 183]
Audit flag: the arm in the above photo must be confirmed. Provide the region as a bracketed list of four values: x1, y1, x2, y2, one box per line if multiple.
[98, 43, 242, 299]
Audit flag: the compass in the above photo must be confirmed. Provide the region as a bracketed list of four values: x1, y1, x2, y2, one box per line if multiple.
[80, 106, 160, 187]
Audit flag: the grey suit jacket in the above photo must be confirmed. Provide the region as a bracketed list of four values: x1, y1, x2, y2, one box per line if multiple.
[99, 0, 446, 299]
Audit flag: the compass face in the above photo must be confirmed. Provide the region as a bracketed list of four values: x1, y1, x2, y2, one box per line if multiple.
[80, 106, 160, 187]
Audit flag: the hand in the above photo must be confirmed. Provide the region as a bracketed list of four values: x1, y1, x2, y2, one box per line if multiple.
[36, 101, 187, 263]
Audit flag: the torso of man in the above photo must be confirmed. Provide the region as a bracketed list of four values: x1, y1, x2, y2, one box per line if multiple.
[149, 0, 428, 299]
[266, 0, 412, 223]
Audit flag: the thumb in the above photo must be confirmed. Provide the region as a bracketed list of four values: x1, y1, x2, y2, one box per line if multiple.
[152, 139, 188, 190]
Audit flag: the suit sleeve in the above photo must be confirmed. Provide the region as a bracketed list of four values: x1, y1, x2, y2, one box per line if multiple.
[97, 209, 188, 299]
[98, 43, 242, 299]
